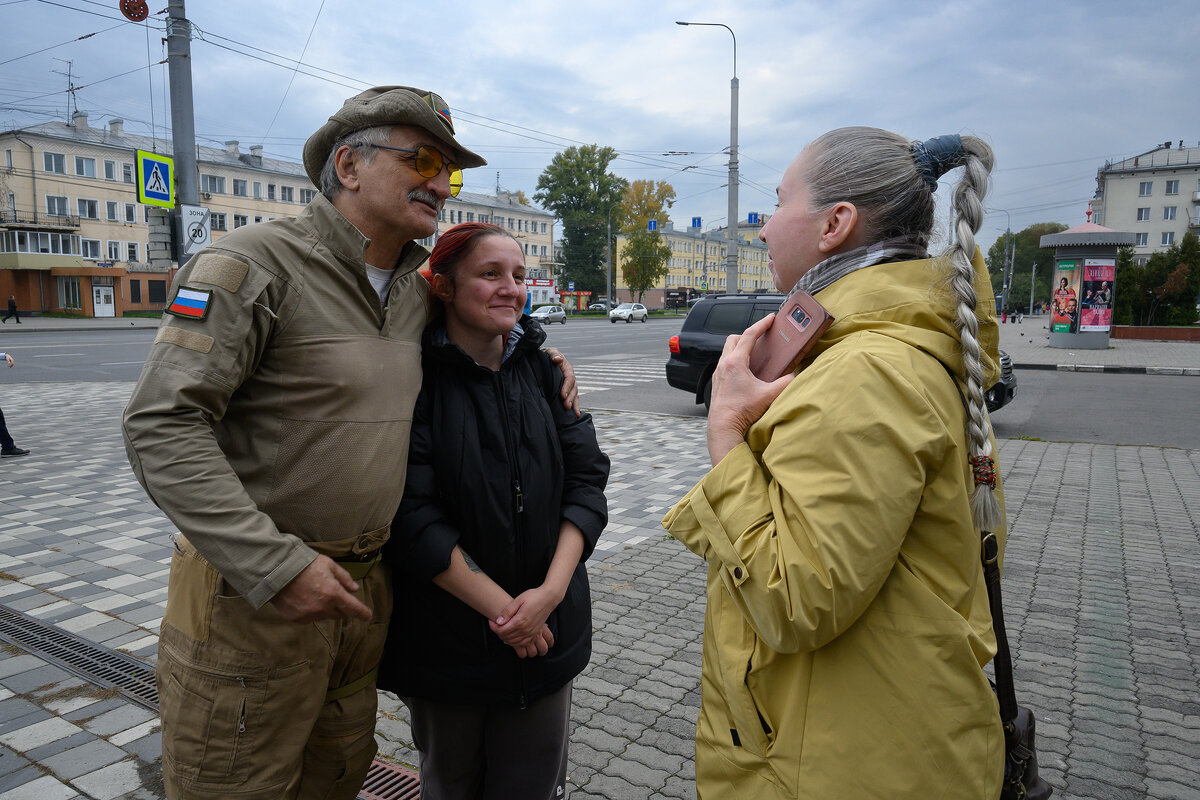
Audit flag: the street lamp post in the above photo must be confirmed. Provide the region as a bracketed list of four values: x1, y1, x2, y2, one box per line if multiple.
[677, 21, 738, 294]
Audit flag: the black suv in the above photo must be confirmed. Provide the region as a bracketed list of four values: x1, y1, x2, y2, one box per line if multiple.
[666, 294, 1017, 412]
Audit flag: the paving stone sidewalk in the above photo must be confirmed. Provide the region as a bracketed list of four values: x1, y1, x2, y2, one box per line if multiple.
[997, 318, 1200, 373]
[0, 382, 1198, 798]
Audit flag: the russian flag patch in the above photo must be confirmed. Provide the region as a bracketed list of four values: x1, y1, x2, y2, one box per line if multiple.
[166, 286, 213, 321]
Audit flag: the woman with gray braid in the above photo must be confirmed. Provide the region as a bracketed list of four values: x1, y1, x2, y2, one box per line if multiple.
[664, 127, 1006, 798]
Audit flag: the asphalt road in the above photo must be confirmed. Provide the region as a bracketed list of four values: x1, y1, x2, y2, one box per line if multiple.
[1, 320, 1196, 449]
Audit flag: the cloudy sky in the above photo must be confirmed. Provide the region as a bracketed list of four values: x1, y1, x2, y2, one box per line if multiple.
[3, 0, 1198, 254]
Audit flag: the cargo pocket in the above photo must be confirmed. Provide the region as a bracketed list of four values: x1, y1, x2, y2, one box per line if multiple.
[157, 642, 261, 784]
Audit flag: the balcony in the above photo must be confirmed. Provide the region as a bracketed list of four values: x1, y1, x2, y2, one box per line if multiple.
[1193, 191, 1200, 203]
[1189, 216, 1200, 230]
[0, 209, 80, 230]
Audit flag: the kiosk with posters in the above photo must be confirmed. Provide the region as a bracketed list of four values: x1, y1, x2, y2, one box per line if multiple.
[1039, 221, 1134, 350]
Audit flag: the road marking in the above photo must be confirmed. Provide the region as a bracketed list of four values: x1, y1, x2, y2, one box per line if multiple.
[33, 353, 85, 358]
[100, 361, 147, 366]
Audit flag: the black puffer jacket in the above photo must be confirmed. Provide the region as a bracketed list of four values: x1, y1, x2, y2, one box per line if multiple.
[379, 318, 609, 706]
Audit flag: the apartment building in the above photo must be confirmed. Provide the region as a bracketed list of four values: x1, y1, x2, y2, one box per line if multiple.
[0, 112, 314, 317]
[430, 189, 559, 306]
[613, 217, 773, 307]
[1090, 140, 1200, 265]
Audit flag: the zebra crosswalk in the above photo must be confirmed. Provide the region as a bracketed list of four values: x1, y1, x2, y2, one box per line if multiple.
[574, 358, 664, 394]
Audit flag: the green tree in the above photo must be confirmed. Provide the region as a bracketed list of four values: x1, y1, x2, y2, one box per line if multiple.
[985, 222, 1068, 312]
[618, 179, 676, 234]
[1115, 232, 1200, 325]
[534, 145, 628, 296]
[620, 229, 672, 303]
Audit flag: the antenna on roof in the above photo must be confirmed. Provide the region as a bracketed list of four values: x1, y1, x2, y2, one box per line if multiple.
[51, 59, 79, 122]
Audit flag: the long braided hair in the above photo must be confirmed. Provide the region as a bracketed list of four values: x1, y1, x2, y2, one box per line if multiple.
[802, 127, 1000, 530]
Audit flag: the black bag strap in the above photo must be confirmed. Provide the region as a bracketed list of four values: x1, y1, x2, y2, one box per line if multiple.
[935, 359, 1020, 729]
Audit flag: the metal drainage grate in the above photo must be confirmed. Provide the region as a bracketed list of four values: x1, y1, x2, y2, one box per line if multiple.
[0, 602, 159, 711]
[0, 602, 422, 798]
[359, 760, 421, 800]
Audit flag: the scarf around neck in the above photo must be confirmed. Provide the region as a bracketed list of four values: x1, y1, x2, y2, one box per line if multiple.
[789, 238, 929, 298]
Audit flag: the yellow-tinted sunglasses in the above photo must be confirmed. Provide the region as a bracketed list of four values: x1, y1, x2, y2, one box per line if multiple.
[371, 143, 463, 197]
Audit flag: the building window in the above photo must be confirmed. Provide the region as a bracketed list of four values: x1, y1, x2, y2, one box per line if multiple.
[211, 213, 227, 231]
[253, 181, 262, 199]
[123, 163, 134, 183]
[125, 203, 137, 223]
[75, 156, 96, 178]
[267, 184, 276, 201]
[1161, 231, 1175, 246]
[127, 242, 139, 262]
[106, 201, 119, 221]
[1164, 206, 1176, 221]
[148, 280, 167, 304]
[77, 199, 98, 219]
[201, 174, 226, 194]
[1136, 207, 1150, 221]
[541, 245, 547, 257]
[129, 280, 141, 304]
[81, 239, 100, 259]
[57, 276, 82, 309]
[299, 188, 315, 204]
[1135, 232, 1148, 246]
[254, 215, 264, 224]
[1138, 181, 1152, 196]
[233, 179, 248, 197]
[280, 186, 294, 203]
[43, 152, 65, 173]
[465, 212, 474, 222]
[4, 149, 11, 169]
[46, 195, 68, 216]
[107, 240, 121, 260]
[233, 214, 248, 229]
[1165, 180, 1179, 195]
[104, 160, 118, 180]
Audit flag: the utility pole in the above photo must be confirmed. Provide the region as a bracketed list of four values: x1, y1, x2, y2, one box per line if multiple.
[1029, 263, 1037, 314]
[605, 212, 612, 304]
[166, 0, 198, 207]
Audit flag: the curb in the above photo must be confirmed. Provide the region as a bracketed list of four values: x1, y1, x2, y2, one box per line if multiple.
[1013, 362, 1200, 376]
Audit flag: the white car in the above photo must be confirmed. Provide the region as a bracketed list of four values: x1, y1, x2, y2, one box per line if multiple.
[609, 303, 648, 323]
[530, 305, 566, 324]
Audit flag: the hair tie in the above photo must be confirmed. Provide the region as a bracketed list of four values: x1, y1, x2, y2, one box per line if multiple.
[911, 134, 964, 191]
[969, 455, 996, 489]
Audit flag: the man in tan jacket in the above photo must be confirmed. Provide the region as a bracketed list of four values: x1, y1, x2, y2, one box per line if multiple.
[124, 86, 574, 800]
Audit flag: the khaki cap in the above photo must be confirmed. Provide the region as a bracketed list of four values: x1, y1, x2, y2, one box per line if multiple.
[302, 86, 486, 186]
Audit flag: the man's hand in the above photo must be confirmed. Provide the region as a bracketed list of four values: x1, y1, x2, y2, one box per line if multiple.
[269, 555, 372, 623]
[3, 354, 13, 368]
[544, 347, 580, 417]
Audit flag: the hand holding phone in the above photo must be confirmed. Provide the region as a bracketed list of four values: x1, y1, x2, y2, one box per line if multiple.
[748, 292, 834, 381]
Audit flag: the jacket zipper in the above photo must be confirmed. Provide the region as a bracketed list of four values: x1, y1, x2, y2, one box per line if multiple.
[494, 367, 529, 709]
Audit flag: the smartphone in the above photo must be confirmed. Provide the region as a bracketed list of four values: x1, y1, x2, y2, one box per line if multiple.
[748, 292, 834, 381]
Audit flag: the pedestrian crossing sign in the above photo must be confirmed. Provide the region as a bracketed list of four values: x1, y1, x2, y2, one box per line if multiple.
[136, 149, 174, 208]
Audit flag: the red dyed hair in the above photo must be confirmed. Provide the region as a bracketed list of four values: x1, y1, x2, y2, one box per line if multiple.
[429, 222, 517, 283]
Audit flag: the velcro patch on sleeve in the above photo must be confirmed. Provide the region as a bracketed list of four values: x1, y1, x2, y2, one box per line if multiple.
[165, 286, 213, 320]
[155, 325, 214, 354]
[189, 254, 249, 293]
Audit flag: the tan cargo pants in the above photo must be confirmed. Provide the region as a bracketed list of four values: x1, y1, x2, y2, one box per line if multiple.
[156, 533, 391, 800]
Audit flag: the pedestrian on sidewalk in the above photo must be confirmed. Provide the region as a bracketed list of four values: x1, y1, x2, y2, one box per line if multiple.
[380, 223, 609, 799]
[123, 85, 578, 800]
[0, 352, 29, 457]
[3, 295, 19, 324]
[664, 129, 1008, 798]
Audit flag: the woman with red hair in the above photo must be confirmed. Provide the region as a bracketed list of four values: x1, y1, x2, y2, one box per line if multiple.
[379, 223, 609, 799]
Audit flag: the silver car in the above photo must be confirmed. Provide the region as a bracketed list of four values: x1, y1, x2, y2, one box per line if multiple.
[609, 303, 648, 323]
[530, 305, 566, 324]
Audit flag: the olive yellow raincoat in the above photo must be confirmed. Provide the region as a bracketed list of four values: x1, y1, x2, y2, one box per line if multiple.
[663, 252, 1007, 798]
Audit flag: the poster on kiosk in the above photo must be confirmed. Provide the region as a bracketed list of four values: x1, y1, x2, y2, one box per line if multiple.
[1050, 260, 1081, 333]
[1078, 259, 1115, 332]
